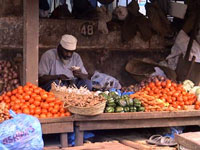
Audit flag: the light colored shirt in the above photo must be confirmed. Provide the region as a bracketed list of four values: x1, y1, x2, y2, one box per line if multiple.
[39, 49, 88, 79]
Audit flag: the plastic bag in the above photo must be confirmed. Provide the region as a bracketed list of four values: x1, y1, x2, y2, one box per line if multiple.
[68, 131, 95, 146]
[91, 71, 121, 90]
[0, 110, 44, 150]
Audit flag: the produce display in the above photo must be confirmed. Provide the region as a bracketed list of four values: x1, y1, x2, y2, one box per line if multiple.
[102, 92, 145, 113]
[0, 83, 71, 118]
[130, 79, 197, 112]
[183, 80, 200, 109]
[0, 102, 11, 123]
[0, 60, 20, 93]
[121, 76, 168, 93]
[52, 83, 105, 107]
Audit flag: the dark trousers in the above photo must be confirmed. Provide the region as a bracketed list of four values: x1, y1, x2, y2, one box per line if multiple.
[41, 79, 92, 91]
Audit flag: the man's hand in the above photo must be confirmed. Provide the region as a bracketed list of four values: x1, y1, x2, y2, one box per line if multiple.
[58, 74, 69, 80]
[72, 69, 88, 79]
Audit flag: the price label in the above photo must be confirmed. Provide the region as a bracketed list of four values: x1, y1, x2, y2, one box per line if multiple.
[80, 22, 95, 36]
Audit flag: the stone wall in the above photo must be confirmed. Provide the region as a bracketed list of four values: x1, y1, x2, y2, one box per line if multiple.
[0, 0, 23, 17]
[0, 17, 169, 51]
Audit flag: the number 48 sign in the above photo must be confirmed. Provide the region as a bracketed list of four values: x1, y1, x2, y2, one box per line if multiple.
[80, 22, 95, 36]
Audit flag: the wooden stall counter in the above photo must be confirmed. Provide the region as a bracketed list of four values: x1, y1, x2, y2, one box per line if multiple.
[74, 111, 200, 146]
[39, 116, 74, 148]
[175, 132, 200, 150]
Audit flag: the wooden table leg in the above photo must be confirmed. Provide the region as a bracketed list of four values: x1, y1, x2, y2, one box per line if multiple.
[60, 133, 68, 148]
[75, 126, 84, 146]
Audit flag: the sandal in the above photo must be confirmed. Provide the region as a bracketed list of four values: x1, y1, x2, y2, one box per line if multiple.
[157, 136, 177, 147]
[146, 135, 163, 145]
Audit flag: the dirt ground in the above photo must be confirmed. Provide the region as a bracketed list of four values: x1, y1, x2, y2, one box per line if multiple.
[43, 127, 195, 150]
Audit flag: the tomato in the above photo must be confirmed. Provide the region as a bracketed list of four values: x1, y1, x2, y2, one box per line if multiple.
[172, 92, 179, 98]
[41, 103, 49, 109]
[24, 95, 30, 101]
[54, 104, 60, 110]
[65, 112, 71, 116]
[23, 108, 30, 114]
[40, 93, 48, 100]
[155, 81, 161, 87]
[30, 109, 35, 115]
[161, 81, 166, 88]
[60, 113, 65, 117]
[49, 102, 55, 107]
[34, 89, 40, 94]
[25, 90, 32, 95]
[31, 93, 37, 98]
[34, 100, 40, 106]
[6, 92, 12, 96]
[29, 104, 36, 109]
[46, 113, 53, 118]
[182, 105, 188, 110]
[29, 98, 34, 104]
[60, 108, 65, 113]
[23, 86, 30, 92]
[40, 114, 47, 118]
[35, 107, 41, 115]
[13, 104, 20, 110]
[26, 82, 33, 87]
[149, 82, 155, 88]
[5, 98, 11, 103]
[41, 109, 48, 114]
[34, 95, 42, 101]
[34, 114, 40, 118]
[12, 89, 18, 95]
[195, 105, 200, 110]
[46, 97, 56, 103]
[51, 109, 58, 114]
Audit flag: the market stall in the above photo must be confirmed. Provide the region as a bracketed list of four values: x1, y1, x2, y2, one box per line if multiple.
[1, 0, 200, 149]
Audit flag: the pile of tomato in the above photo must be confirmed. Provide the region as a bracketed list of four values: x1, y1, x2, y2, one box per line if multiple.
[140, 79, 197, 110]
[0, 82, 71, 118]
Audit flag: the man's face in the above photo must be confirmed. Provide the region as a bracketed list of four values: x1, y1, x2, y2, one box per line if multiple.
[59, 45, 74, 60]
[62, 49, 73, 60]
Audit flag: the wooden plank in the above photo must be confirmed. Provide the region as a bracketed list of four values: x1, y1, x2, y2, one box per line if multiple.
[60, 133, 68, 148]
[64, 141, 135, 150]
[23, 0, 39, 85]
[175, 132, 200, 150]
[74, 111, 200, 121]
[119, 140, 151, 150]
[77, 117, 200, 131]
[41, 122, 73, 134]
[75, 126, 84, 146]
[39, 116, 74, 123]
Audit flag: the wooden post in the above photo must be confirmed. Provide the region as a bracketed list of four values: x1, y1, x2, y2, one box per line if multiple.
[60, 133, 68, 148]
[75, 126, 84, 146]
[23, 0, 39, 85]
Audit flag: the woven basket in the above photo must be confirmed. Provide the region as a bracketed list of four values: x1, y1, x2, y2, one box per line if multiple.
[50, 89, 67, 102]
[64, 101, 106, 116]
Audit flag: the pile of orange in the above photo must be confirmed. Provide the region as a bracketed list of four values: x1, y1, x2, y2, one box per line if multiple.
[140, 79, 197, 110]
[0, 82, 71, 118]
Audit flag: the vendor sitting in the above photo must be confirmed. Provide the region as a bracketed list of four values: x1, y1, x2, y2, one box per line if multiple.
[39, 34, 92, 91]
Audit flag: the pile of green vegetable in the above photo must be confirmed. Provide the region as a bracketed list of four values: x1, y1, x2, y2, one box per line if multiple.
[100, 92, 145, 113]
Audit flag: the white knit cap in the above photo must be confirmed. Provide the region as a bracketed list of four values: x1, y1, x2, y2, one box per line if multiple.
[60, 34, 77, 51]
